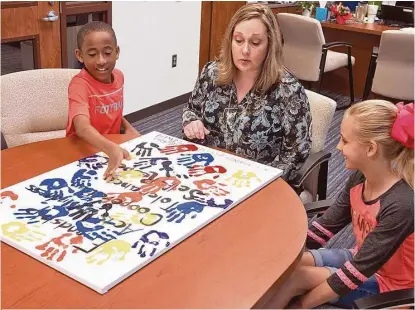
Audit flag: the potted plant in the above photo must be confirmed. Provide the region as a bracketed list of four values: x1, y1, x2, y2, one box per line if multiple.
[297, 1, 315, 17]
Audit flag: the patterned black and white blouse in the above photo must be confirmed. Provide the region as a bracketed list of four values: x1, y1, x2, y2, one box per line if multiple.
[182, 61, 312, 183]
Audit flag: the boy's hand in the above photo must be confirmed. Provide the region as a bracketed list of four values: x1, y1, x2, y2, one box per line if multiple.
[104, 145, 131, 181]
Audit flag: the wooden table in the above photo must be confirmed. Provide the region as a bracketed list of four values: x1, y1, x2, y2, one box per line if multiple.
[1, 134, 308, 309]
[320, 22, 400, 98]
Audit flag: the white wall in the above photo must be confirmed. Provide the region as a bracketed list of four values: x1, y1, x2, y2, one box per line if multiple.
[113, 1, 202, 115]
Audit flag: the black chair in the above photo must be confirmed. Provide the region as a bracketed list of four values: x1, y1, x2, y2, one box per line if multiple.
[291, 90, 337, 203]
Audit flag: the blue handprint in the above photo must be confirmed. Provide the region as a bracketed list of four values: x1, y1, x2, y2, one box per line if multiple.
[166, 201, 205, 223]
[132, 230, 170, 258]
[75, 216, 106, 241]
[14, 205, 69, 224]
[206, 198, 233, 209]
[77, 154, 108, 170]
[71, 169, 98, 188]
[177, 153, 214, 167]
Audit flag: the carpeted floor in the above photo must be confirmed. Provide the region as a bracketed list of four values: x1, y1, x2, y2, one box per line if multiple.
[131, 90, 356, 199]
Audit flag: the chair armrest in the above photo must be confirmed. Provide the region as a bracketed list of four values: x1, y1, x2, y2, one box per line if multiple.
[372, 46, 379, 56]
[323, 41, 352, 49]
[1, 132, 8, 151]
[304, 198, 335, 214]
[353, 288, 414, 309]
[291, 151, 331, 189]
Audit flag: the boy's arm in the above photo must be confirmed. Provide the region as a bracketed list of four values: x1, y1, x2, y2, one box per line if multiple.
[73, 115, 131, 180]
[121, 117, 140, 136]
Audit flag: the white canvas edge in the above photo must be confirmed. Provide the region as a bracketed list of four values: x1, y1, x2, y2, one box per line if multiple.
[0, 235, 105, 293]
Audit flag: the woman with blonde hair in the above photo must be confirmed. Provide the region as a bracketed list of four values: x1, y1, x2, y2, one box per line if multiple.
[182, 3, 312, 183]
[266, 100, 414, 309]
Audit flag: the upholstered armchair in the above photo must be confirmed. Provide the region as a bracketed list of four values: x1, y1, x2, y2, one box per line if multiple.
[277, 13, 355, 110]
[1, 69, 80, 148]
[293, 90, 337, 203]
[363, 29, 414, 101]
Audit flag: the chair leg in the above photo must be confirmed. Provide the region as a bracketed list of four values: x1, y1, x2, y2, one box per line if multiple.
[317, 49, 328, 94]
[348, 58, 354, 103]
[336, 46, 354, 111]
[363, 54, 378, 101]
[317, 161, 329, 200]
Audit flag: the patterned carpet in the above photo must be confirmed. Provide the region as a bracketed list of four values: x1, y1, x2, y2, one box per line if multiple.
[131, 90, 355, 199]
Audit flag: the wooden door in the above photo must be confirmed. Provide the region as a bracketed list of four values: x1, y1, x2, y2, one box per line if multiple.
[199, 1, 246, 72]
[1, 1, 62, 69]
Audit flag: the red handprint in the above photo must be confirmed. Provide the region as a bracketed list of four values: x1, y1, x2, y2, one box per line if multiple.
[140, 177, 181, 194]
[188, 165, 227, 179]
[104, 192, 143, 206]
[35, 233, 83, 262]
[1, 191, 18, 208]
[160, 144, 198, 155]
[193, 179, 230, 196]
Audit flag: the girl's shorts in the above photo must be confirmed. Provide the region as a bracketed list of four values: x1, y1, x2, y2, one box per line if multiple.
[308, 248, 380, 308]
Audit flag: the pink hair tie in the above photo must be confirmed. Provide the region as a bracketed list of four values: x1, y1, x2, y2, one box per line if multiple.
[391, 102, 414, 150]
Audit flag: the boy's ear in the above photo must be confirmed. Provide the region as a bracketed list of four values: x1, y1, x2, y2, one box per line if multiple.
[367, 140, 378, 158]
[116, 46, 120, 60]
[75, 48, 84, 64]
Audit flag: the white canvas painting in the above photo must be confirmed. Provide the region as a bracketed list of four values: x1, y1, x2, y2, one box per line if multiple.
[0, 131, 283, 294]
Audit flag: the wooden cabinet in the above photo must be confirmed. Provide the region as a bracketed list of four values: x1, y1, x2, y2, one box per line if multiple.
[199, 1, 246, 72]
[269, 5, 299, 15]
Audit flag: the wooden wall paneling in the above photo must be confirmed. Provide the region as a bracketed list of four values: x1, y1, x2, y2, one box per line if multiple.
[209, 1, 246, 61]
[199, 1, 213, 72]
[1, 6, 39, 40]
[38, 1, 61, 68]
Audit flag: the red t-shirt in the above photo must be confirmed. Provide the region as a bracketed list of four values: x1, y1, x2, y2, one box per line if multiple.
[66, 68, 124, 137]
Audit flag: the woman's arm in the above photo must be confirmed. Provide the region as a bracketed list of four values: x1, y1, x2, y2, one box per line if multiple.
[273, 84, 312, 182]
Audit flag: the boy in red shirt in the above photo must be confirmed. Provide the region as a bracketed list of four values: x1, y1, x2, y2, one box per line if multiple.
[66, 21, 138, 181]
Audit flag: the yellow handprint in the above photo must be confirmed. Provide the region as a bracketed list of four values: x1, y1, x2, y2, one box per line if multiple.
[1, 221, 45, 242]
[226, 170, 261, 188]
[118, 170, 144, 182]
[111, 212, 161, 226]
[86, 240, 131, 265]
